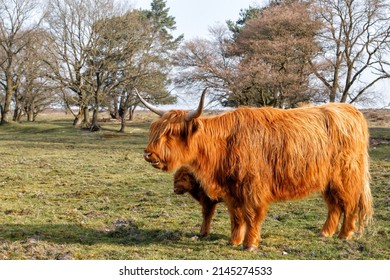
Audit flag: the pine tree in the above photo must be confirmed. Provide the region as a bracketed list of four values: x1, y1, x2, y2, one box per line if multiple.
[143, 0, 183, 48]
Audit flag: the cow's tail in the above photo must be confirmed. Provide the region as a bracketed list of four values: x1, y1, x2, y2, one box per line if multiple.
[357, 153, 373, 235]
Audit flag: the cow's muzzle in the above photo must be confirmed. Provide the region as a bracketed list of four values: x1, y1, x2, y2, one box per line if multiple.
[143, 152, 152, 160]
[143, 152, 162, 169]
[173, 186, 186, 194]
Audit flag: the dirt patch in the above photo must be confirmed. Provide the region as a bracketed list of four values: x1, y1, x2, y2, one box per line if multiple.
[99, 134, 128, 139]
[361, 109, 390, 127]
[370, 138, 390, 147]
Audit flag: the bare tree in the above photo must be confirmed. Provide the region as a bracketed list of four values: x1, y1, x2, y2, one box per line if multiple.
[104, 0, 182, 132]
[87, 6, 177, 132]
[0, 0, 42, 124]
[88, 10, 167, 132]
[173, 25, 238, 103]
[43, 0, 178, 131]
[13, 29, 56, 122]
[312, 0, 390, 103]
[42, 0, 121, 127]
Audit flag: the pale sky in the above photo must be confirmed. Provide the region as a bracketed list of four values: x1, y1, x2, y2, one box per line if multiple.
[134, 0, 265, 40]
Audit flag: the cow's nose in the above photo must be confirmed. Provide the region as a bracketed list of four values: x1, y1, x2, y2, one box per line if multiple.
[144, 152, 152, 160]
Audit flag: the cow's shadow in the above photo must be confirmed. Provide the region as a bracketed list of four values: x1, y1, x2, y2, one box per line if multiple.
[0, 223, 226, 246]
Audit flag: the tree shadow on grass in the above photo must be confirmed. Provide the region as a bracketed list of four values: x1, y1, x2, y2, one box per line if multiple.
[0, 223, 226, 247]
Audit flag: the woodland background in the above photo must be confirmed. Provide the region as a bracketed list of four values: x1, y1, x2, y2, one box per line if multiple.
[1, 0, 389, 132]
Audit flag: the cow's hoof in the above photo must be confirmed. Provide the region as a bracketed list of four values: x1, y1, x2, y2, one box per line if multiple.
[338, 231, 354, 240]
[227, 240, 242, 247]
[320, 230, 334, 238]
[243, 245, 258, 252]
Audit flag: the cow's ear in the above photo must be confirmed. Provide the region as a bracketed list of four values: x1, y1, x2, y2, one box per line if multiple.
[189, 119, 200, 134]
[181, 119, 199, 139]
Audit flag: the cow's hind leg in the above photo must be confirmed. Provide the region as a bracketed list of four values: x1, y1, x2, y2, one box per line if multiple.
[323, 178, 360, 239]
[338, 188, 360, 239]
[336, 168, 362, 239]
[338, 205, 358, 239]
[321, 186, 342, 237]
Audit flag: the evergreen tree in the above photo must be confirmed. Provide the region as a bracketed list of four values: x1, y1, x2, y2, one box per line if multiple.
[143, 0, 183, 48]
[226, 6, 259, 39]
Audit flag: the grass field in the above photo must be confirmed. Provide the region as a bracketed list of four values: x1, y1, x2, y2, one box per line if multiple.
[0, 110, 389, 260]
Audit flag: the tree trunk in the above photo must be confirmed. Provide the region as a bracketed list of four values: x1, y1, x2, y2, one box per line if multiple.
[128, 106, 136, 121]
[329, 88, 337, 102]
[90, 92, 101, 132]
[119, 116, 126, 133]
[110, 94, 120, 119]
[26, 103, 34, 122]
[90, 108, 101, 132]
[118, 105, 126, 132]
[73, 110, 83, 126]
[1, 78, 13, 124]
[13, 106, 23, 122]
[73, 104, 90, 127]
[83, 106, 91, 126]
[91, 106, 98, 124]
[13, 93, 22, 121]
[27, 111, 34, 122]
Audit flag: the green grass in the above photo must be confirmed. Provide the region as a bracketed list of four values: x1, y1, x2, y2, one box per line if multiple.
[0, 113, 389, 260]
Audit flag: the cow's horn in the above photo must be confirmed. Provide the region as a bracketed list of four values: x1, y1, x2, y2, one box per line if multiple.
[185, 87, 207, 121]
[134, 88, 166, 117]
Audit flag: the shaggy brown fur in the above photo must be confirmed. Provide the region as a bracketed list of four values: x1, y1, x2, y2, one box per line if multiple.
[174, 166, 223, 237]
[143, 100, 373, 251]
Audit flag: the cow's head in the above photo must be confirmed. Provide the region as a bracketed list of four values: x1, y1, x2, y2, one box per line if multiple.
[136, 88, 207, 171]
[173, 166, 198, 194]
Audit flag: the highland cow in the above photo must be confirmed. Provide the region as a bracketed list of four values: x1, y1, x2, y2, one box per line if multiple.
[137, 88, 373, 251]
[174, 166, 223, 237]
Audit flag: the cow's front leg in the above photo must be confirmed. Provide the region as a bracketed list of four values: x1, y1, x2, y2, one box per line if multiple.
[242, 204, 269, 251]
[200, 199, 218, 237]
[226, 201, 245, 246]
